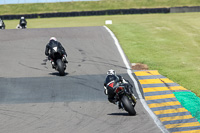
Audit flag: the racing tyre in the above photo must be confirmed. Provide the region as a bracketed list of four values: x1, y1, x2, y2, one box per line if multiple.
[56, 59, 65, 76]
[121, 95, 136, 116]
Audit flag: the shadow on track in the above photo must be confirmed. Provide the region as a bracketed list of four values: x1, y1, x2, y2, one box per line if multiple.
[49, 72, 69, 76]
[108, 112, 136, 116]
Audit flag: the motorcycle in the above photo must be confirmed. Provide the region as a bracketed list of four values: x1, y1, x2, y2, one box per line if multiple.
[114, 83, 137, 115]
[0, 20, 5, 29]
[20, 23, 26, 29]
[50, 46, 67, 76]
[21, 24, 26, 29]
[19, 20, 27, 29]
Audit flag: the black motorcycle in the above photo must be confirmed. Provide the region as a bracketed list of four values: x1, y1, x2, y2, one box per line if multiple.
[20, 23, 26, 29]
[51, 47, 67, 76]
[114, 83, 137, 115]
[20, 20, 27, 29]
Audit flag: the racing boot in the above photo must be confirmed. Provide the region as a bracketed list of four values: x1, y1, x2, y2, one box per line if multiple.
[62, 55, 68, 63]
[118, 101, 123, 109]
[50, 60, 55, 69]
[64, 64, 66, 70]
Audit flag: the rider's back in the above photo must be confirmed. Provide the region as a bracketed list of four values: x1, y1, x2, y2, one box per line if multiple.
[104, 75, 119, 87]
[48, 40, 62, 53]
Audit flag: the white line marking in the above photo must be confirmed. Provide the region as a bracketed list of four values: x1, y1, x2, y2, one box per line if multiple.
[104, 25, 169, 133]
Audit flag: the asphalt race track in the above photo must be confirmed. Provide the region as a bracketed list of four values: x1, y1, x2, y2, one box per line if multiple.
[0, 27, 162, 133]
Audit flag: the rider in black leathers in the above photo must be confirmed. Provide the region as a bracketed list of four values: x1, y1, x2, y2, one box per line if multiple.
[104, 69, 135, 108]
[19, 16, 27, 28]
[45, 37, 68, 68]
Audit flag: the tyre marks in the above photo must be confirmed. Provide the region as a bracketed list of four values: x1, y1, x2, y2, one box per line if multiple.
[0, 27, 162, 133]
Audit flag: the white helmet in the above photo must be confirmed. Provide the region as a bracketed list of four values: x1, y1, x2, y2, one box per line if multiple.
[21, 17, 24, 19]
[107, 69, 116, 75]
[50, 37, 57, 41]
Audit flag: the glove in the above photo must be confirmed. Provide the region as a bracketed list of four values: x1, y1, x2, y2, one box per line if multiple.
[64, 55, 67, 59]
[122, 78, 128, 84]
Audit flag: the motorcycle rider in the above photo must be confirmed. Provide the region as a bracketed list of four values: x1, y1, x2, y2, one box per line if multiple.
[45, 37, 68, 68]
[19, 16, 27, 29]
[0, 18, 5, 29]
[104, 69, 136, 109]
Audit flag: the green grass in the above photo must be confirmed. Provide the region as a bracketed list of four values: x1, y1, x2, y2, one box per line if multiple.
[4, 12, 200, 97]
[107, 13, 200, 97]
[1, 0, 200, 15]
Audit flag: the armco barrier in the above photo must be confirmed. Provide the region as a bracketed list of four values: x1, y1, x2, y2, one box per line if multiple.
[1, 6, 200, 20]
[0, 7, 170, 20]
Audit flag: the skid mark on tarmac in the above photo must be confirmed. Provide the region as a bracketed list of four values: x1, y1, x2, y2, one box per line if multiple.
[134, 70, 200, 133]
[0, 27, 163, 133]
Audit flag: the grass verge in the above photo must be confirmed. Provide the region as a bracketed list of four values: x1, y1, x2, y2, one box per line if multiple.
[1, 0, 200, 15]
[4, 12, 200, 97]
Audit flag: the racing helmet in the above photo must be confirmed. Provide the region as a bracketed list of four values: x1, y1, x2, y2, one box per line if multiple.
[21, 16, 24, 19]
[50, 37, 57, 41]
[107, 69, 116, 75]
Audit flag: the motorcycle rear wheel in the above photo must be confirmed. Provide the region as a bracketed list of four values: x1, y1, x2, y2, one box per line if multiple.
[56, 59, 65, 76]
[121, 95, 136, 116]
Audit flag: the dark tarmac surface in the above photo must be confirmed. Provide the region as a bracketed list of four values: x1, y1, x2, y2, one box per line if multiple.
[0, 27, 162, 133]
